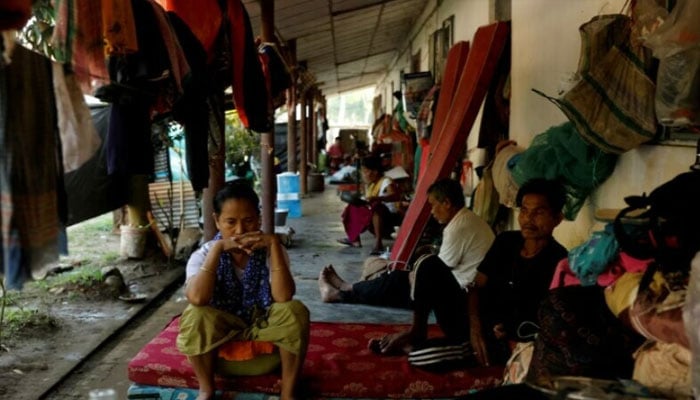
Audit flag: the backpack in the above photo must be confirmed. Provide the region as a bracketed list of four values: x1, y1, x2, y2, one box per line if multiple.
[613, 171, 700, 289]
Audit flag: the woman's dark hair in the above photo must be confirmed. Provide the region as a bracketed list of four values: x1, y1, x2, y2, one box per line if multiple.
[213, 179, 260, 215]
[361, 155, 383, 172]
[427, 178, 465, 209]
[515, 178, 566, 214]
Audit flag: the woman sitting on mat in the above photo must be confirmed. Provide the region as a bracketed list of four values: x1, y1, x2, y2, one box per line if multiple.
[177, 180, 310, 400]
[337, 155, 403, 255]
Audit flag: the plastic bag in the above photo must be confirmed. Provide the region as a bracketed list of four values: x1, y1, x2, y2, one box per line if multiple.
[568, 224, 620, 286]
[655, 47, 700, 126]
[642, 0, 700, 127]
[643, 0, 700, 59]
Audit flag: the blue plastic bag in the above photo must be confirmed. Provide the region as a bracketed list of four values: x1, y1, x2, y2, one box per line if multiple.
[568, 224, 619, 286]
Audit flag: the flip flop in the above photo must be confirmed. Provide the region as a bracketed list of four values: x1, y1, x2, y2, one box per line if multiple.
[336, 238, 361, 248]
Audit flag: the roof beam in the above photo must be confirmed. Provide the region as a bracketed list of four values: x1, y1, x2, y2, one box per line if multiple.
[330, 0, 400, 17]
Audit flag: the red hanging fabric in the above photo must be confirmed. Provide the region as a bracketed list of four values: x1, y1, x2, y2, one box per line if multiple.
[226, 0, 270, 132]
[102, 0, 139, 55]
[154, 0, 222, 60]
[73, 0, 110, 92]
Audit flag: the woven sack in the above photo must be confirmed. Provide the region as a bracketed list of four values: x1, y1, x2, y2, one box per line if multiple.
[543, 15, 658, 154]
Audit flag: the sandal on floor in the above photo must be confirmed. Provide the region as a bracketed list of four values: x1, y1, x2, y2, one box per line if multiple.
[369, 249, 383, 256]
[337, 238, 361, 248]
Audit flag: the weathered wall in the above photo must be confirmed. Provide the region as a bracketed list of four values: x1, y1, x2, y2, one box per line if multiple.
[376, 0, 696, 249]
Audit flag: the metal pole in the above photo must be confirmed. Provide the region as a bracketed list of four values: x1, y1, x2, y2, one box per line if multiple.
[260, 0, 275, 234]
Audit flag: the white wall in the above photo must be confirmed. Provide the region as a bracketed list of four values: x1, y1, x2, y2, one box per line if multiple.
[377, 0, 697, 249]
[512, 0, 695, 248]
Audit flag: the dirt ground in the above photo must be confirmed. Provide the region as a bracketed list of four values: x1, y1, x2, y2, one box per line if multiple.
[0, 214, 189, 400]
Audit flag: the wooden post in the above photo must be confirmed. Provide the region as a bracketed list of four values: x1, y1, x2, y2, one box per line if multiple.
[299, 90, 308, 195]
[311, 91, 318, 167]
[260, 0, 275, 234]
[286, 39, 297, 173]
[202, 92, 226, 241]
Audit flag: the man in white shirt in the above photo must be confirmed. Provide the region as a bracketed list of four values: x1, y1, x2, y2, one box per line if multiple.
[319, 178, 495, 354]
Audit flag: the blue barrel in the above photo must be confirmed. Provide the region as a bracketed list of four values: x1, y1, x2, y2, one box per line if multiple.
[277, 172, 300, 194]
[276, 172, 301, 218]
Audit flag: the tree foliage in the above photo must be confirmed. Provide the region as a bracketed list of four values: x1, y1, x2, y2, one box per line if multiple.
[225, 110, 260, 170]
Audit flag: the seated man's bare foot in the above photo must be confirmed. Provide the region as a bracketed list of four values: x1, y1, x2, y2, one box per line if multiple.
[318, 269, 342, 302]
[368, 331, 414, 355]
[325, 265, 352, 291]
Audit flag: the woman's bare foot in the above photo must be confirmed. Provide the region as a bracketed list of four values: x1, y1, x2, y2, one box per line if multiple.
[323, 265, 352, 291]
[318, 269, 342, 302]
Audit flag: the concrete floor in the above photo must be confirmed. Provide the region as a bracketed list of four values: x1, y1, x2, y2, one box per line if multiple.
[44, 182, 416, 399]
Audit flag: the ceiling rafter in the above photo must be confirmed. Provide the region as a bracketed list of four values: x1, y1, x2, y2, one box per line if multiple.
[244, 0, 426, 95]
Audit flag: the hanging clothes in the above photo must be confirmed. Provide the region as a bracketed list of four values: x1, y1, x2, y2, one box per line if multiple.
[72, 0, 110, 92]
[155, 0, 222, 60]
[102, 0, 171, 176]
[226, 0, 270, 133]
[168, 12, 210, 192]
[50, 0, 77, 63]
[52, 63, 102, 173]
[102, 0, 139, 55]
[147, 0, 190, 95]
[1, 45, 63, 282]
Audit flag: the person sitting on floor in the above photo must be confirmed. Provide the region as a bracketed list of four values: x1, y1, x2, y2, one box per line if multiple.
[176, 180, 310, 400]
[337, 155, 403, 255]
[468, 178, 568, 367]
[321, 178, 495, 350]
[327, 136, 345, 173]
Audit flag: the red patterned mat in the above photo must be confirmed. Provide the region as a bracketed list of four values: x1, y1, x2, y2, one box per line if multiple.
[128, 317, 502, 398]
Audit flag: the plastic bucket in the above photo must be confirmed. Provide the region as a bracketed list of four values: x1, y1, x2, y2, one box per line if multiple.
[308, 173, 325, 192]
[274, 209, 289, 226]
[120, 225, 149, 259]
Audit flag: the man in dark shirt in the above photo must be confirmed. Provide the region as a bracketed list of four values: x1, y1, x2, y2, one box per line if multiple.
[468, 178, 568, 366]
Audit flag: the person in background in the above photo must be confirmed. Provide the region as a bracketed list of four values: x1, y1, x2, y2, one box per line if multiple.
[327, 136, 344, 173]
[468, 178, 568, 367]
[323, 178, 495, 355]
[336, 155, 402, 255]
[176, 181, 309, 400]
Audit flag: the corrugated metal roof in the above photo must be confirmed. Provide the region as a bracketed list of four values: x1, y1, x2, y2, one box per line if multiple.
[243, 0, 428, 95]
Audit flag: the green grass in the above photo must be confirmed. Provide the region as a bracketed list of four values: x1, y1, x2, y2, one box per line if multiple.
[0, 308, 58, 337]
[66, 213, 114, 244]
[33, 266, 104, 291]
[100, 251, 120, 265]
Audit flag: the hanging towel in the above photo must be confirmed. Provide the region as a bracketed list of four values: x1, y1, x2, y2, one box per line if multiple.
[52, 63, 102, 173]
[1, 45, 61, 280]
